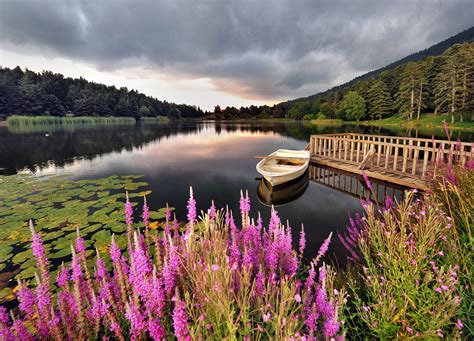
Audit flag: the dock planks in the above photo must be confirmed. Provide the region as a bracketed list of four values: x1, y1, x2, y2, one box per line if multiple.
[309, 133, 473, 190]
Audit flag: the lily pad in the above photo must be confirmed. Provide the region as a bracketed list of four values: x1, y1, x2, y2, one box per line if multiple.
[0, 173, 170, 304]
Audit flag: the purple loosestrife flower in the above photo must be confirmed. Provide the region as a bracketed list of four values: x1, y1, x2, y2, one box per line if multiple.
[125, 301, 146, 338]
[239, 190, 246, 214]
[75, 227, 86, 255]
[131, 232, 152, 297]
[299, 226, 306, 256]
[384, 196, 394, 210]
[56, 264, 69, 287]
[256, 212, 263, 231]
[125, 192, 134, 227]
[12, 319, 32, 340]
[71, 248, 83, 283]
[443, 121, 450, 141]
[187, 187, 196, 228]
[305, 265, 316, 293]
[145, 269, 166, 316]
[313, 232, 332, 267]
[173, 294, 189, 339]
[17, 281, 35, 318]
[209, 200, 216, 221]
[34, 273, 51, 337]
[0, 307, 15, 340]
[143, 195, 150, 222]
[163, 243, 180, 295]
[253, 269, 265, 297]
[323, 316, 340, 338]
[30, 221, 50, 287]
[269, 206, 281, 232]
[361, 171, 372, 190]
[148, 318, 166, 340]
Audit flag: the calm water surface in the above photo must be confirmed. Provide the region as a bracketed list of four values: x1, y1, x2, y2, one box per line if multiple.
[1, 121, 472, 259]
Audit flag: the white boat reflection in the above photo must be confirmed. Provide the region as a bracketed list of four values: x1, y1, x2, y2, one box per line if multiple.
[257, 171, 309, 207]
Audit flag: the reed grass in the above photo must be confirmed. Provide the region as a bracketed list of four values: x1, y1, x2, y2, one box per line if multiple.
[6, 115, 136, 127]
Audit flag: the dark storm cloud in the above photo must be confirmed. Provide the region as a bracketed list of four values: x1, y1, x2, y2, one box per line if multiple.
[1, 0, 472, 100]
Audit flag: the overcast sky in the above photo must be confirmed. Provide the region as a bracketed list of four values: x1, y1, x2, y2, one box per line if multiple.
[0, 0, 472, 110]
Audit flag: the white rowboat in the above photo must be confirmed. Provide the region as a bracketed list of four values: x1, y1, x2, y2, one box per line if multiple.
[256, 149, 310, 186]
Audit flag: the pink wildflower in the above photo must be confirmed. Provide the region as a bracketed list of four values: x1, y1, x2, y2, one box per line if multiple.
[361, 171, 372, 190]
[17, 282, 36, 317]
[299, 226, 306, 256]
[173, 295, 189, 338]
[125, 192, 134, 227]
[294, 293, 302, 303]
[187, 187, 196, 228]
[142, 196, 150, 226]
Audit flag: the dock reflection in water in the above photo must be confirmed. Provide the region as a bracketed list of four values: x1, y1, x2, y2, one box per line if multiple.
[308, 165, 406, 205]
[257, 165, 406, 208]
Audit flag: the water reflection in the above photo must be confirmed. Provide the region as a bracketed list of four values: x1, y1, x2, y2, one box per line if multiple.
[1, 121, 472, 175]
[257, 172, 309, 207]
[0, 121, 472, 261]
[308, 165, 406, 206]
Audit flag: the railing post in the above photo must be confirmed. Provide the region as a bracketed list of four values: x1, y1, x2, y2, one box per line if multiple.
[402, 147, 408, 173]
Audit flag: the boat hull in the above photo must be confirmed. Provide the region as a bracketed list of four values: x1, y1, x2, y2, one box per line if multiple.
[256, 149, 310, 187]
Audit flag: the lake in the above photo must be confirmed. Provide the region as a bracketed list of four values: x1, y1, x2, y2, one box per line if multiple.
[0, 121, 472, 262]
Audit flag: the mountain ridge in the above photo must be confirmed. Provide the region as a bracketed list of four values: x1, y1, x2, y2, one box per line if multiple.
[283, 26, 474, 107]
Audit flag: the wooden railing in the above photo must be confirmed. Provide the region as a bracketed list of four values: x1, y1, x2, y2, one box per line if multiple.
[309, 134, 473, 178]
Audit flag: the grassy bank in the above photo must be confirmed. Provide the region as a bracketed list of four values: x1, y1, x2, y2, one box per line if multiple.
[309, 118, 343, 126]
[347, 113, 474, 132]
[139, 116, 170, 123]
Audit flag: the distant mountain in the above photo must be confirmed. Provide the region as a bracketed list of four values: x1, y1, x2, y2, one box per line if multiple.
[285, 26, 474, 106]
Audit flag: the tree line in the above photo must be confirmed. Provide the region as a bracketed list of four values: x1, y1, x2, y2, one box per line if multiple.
[212, 42, 473, 122]
[0, 67, 205, 119]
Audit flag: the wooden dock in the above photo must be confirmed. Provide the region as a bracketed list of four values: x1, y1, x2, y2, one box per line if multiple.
[308, 133, 473, 190]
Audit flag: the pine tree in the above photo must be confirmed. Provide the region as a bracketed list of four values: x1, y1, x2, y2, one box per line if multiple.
[425, 56, 443, 115]
[434, 43, 473, 123]
[458, 43, 474, 121]
[395, 62, 426, 120]
[367, 80, 392, 120]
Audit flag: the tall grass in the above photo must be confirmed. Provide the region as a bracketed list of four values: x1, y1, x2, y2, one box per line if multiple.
[339, 190, 463, 339]
[1, 190, 345, 339]
[7, 115, 136, 127]
[431, 166, 474, 337]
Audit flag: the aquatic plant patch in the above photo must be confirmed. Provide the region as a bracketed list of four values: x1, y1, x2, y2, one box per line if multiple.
[0, 174, 169, 303]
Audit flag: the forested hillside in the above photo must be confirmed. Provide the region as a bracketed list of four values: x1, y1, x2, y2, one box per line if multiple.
[0, 67, 205, 119]
[284, 42, 473, 123]
[210, 29, 474, 122]
[288, 26, 474, 106]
